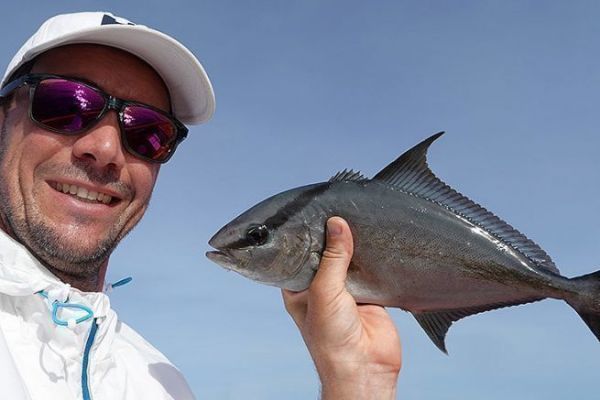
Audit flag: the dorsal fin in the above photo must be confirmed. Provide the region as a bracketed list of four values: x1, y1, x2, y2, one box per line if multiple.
[373, 132, 445, 186]
[329, 169, 368, 182]
[373, 132, 558, 274]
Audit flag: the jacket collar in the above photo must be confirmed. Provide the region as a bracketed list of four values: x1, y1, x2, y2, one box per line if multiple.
[0, 229, 59, 296]
[0, 229, 113, 318]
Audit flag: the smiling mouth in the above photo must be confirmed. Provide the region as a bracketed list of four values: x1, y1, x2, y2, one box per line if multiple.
[51, 182, 115, 205]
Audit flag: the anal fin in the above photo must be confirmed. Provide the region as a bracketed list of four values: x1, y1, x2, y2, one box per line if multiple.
[413, 311, 459, 354]
[412, 297, 544, 354]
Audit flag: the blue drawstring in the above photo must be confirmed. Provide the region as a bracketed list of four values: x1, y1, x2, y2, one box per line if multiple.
[103, 276, 133, 294]
[37, 291, 94, 327]
[37, 277, 131, 327]
[110, 276, 132, 289]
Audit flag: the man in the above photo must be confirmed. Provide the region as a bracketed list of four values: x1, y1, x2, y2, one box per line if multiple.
[0, 11, 401, 399]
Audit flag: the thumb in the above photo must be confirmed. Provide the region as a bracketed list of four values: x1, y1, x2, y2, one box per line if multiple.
[311, 216, 354, 296]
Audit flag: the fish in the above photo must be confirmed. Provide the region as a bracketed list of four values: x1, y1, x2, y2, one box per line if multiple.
[206, 132, 600, 353]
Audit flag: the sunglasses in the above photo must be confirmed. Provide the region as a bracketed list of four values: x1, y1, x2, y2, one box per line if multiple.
[0, 73, 188, 163]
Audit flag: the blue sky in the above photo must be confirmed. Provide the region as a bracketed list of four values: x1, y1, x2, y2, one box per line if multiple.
[2, 1, 600, 399]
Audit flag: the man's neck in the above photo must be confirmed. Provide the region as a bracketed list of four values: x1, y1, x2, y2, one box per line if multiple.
[48, 266, 108, 293]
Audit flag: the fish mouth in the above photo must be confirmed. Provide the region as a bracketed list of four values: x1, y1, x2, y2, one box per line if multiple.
[206, 228, 240, 271]
[205, 250, 237, 270]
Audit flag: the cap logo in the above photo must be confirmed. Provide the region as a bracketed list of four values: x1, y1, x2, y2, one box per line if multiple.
[101, 14, 135, 26]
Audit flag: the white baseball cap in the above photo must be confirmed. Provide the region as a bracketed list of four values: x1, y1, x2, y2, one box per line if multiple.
[1, 11, 215, 125]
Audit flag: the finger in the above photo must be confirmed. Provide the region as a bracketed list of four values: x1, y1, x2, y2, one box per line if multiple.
[282, 289, 308, 327]
[311, 216, 354, 299]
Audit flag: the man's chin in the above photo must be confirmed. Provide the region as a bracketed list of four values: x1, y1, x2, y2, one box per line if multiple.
[23, 225, 118, 270]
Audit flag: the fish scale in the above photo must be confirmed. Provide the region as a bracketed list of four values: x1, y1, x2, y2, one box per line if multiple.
[207, 132, 600, 353]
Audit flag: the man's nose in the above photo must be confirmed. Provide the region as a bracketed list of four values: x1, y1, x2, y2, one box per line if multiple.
[71, 112, 127, 169]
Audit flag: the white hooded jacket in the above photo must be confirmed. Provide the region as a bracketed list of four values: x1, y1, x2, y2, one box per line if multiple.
[0, 230, 195, 399]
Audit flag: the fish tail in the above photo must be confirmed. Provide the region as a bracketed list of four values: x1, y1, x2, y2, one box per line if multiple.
[567, 270, 600, 342]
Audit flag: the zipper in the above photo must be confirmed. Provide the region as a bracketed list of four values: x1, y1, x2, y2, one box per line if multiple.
[82, 318, 99, 400]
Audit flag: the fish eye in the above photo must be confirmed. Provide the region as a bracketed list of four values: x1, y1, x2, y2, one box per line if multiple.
[246, 224, 269, 246]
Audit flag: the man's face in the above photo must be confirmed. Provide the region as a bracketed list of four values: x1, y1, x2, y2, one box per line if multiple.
[0, 44, 171, 278]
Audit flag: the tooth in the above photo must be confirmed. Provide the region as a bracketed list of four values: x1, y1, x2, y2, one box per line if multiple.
[76, 187, 88, 199]
[58, 183, 111, 203]
[87, 191, 98, 201]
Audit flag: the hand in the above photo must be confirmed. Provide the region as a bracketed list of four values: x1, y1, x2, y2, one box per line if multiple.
[282, 217, 401, 400]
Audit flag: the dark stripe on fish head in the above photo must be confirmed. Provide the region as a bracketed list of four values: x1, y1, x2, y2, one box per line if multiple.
[263, 182, 331, 230]
[222, 182, 330, 250]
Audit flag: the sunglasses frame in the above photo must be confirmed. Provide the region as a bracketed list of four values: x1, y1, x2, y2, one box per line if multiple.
[0, 73, 188, 163]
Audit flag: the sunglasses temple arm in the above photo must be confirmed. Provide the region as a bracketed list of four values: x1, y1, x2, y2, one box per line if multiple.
[0, 76, 30, 98]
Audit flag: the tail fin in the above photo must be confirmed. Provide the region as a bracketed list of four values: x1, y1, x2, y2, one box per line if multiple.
[568, 270, 600, 342]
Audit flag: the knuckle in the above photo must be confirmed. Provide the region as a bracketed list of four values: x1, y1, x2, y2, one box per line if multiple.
[322, 247, 349, 260]
[283, 298, 298, 314]
[309, 281, 343, 305]
[282, 290, 307, 314]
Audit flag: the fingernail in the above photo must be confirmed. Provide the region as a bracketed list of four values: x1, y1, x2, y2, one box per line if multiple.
[327, 219, 342, 237]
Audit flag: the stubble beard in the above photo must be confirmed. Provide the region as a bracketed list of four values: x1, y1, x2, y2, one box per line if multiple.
[0, 196, 121, 278]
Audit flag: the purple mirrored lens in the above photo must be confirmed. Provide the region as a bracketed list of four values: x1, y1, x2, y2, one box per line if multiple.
[31, 79, 105, 132]
[121, 105, 177, 161]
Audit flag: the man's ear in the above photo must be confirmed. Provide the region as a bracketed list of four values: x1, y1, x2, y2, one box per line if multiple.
[0, 93, 20, 125]
[0, 94, 14, 115]
[0, 95, 18, 138]
[0, 100, 7, 128]
[0, 98, 10, 127]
